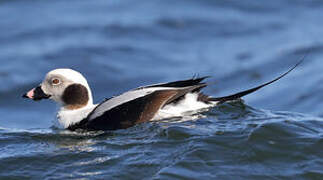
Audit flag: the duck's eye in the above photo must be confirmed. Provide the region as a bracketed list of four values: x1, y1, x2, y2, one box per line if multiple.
[52, 79, 60, 85]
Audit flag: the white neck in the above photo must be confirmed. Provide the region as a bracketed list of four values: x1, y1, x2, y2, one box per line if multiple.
[57, 103, 97, 129]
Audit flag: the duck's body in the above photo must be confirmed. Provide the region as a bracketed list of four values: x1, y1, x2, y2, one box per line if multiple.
[67, 77, 214, 131]
[23, 61, 302, 131]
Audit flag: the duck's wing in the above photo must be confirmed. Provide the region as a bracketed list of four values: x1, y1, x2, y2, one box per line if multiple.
[68, 84, 205, 131]
[136, 76, 209, 89]
[134, 76, 210, 105]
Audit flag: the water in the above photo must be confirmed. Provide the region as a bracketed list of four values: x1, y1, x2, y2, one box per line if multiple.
[0, 0, 323, 179]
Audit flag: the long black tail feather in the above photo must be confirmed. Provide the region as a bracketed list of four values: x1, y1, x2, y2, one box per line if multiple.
[209, 57, 305, 103]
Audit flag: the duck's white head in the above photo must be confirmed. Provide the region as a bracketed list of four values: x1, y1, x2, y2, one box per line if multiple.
[23, 68, 94, 110]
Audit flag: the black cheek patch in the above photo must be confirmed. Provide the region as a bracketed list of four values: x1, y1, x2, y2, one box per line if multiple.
[62, 84, 89, 106]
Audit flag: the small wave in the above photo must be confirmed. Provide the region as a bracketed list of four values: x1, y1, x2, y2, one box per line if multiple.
[0, 127, 52, 134]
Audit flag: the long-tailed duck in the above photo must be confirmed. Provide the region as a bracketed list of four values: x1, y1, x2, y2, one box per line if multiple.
[23, 61, 302, 131]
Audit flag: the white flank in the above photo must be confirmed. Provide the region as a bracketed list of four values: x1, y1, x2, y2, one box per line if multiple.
[154, 93, 217, 120]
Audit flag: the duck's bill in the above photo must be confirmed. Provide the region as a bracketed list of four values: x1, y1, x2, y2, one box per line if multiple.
[22, 86, 51, 101]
